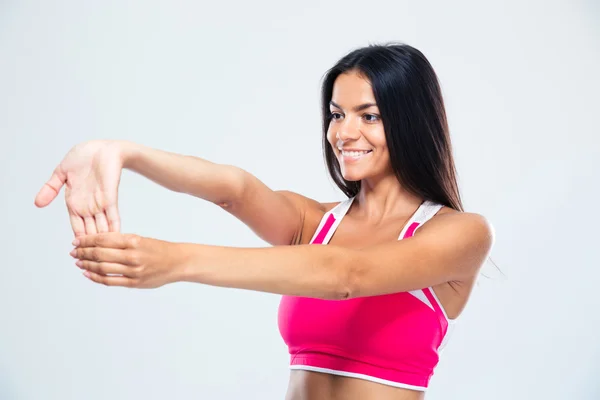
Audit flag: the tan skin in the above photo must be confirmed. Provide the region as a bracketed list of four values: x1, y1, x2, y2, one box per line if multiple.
[283, 198, 473, 400]
[282, 70, 478, 400]
[35, 70, 491, 399]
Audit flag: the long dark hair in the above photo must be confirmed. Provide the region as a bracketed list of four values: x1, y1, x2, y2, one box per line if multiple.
[321, 42, 463, 212]
[321, 42, 501, 275]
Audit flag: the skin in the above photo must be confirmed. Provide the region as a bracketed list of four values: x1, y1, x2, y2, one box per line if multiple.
[35, 70, 494, 399]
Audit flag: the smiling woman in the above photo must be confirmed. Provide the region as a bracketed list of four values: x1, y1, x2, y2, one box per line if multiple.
[327, 73, 388, 180]
[35, 42, 494, 399]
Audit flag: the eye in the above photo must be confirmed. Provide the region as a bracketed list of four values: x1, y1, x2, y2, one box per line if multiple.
[363, 114, 380, 122]
[329, 112, 343, 121]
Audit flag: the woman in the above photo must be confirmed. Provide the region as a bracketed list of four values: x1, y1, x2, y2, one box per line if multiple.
[34, 43, 494, 399]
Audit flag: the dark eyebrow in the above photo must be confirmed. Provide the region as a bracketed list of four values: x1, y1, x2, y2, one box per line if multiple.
[330, 101, 378, 112]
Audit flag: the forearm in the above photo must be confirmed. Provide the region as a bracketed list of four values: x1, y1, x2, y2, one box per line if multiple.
[176, 243, 354, 300]
[118, 140, 244, 204]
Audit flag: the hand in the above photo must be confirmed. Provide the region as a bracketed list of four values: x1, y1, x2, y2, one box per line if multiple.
[70, 232, 183, 289]
[34, 140, 128, 237]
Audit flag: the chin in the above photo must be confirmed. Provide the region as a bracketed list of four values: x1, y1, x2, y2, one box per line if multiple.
[341, 166, 386, 183]
[342, 176, 361, 183]
[340, 169, 368, 182]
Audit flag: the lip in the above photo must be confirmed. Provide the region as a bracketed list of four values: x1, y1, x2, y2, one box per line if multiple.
[339, 149, 373, 164]
[338, 148, 372, 152]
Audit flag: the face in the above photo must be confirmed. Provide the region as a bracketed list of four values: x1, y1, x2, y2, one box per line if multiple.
[327, 70, 392, 182]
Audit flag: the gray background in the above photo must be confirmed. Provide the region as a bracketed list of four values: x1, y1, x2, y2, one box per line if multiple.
[1, 0, 599, 399]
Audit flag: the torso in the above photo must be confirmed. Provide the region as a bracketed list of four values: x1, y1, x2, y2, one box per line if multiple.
[284, 198, 478, 400]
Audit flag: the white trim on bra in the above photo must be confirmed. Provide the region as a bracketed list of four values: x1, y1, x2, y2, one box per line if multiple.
[299, 196, 459, 379]
[289, 365, 427, 391]
[312, 196, 458, 324]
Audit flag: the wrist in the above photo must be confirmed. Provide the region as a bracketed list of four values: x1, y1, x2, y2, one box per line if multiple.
[172, 242, 201, 284]
[115, 140, 143, 170]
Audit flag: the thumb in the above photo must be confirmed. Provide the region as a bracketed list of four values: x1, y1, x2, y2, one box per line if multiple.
[34, 169, 66, 208]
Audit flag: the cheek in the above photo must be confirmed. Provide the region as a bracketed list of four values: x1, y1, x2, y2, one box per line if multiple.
[326, 128, 337, 148]
[373, 127, 387, 147]
[364, 126, 387, 149]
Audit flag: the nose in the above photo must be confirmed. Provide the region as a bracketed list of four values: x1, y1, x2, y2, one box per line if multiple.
[335, 118, 361, 143]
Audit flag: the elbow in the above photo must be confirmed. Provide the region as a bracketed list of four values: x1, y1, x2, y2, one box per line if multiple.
[214, 165, 248, 207]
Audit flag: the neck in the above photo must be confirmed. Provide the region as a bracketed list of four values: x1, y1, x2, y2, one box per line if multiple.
[352, 174, 424, 224]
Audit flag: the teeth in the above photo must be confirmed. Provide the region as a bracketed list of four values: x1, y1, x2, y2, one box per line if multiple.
[341, 150, 370, 157]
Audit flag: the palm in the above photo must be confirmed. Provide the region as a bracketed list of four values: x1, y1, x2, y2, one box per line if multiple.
[35, 140, 124, 237]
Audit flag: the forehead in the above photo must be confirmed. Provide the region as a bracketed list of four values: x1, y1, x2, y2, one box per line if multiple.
[331, 71, 376, 105]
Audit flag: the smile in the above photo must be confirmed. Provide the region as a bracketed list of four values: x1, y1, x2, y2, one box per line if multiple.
[340, 150, 373, 162]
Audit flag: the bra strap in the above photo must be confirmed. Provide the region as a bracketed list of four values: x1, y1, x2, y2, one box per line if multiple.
[400, 200, 444, 239]
[310, 196, 355, 245]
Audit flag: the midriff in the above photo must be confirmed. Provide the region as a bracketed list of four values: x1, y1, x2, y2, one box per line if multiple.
[285, 370, 426, 400]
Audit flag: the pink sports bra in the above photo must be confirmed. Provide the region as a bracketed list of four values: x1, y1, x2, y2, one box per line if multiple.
[277, 196, 456, 391]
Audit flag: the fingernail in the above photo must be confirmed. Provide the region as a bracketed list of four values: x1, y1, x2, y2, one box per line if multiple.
[72, 239, 80, 246]
[70, 249, 76, 257]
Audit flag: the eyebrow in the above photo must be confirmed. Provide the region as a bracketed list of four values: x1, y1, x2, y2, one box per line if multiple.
[329, 101, 378, 112]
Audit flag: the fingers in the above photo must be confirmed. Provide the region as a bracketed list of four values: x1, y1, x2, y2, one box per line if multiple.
[76, 259, 134, 277]
[65, 189, 96, 237]
[34, 169, 66, 208]
[82, 212, 111, 235]
[71, 246, 131, 264]
[74, 232, 136, 249]
[95, 212, 109, 233]
[68, 205, 115, 237]
[69, 212, 86, 238]
[82, 270, 134, 287]
[84, 216, 97, 235]
[105, 205, 121, 233]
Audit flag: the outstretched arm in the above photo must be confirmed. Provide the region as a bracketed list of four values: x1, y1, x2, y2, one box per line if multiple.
[71, 212, 494, 299]
[36, 140, 315, 246]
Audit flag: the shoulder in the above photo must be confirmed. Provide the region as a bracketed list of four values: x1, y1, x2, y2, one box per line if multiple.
[416, 207, 495, 257]
[277, 190, 344, 245]
[277, 190, 341, 215]
[407, 208, 496, 281]
[425, 204, 492, 232]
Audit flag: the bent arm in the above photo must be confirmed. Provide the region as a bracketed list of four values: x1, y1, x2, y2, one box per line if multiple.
[119, 141, 315, 246]
[120, 141, 243, 205]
